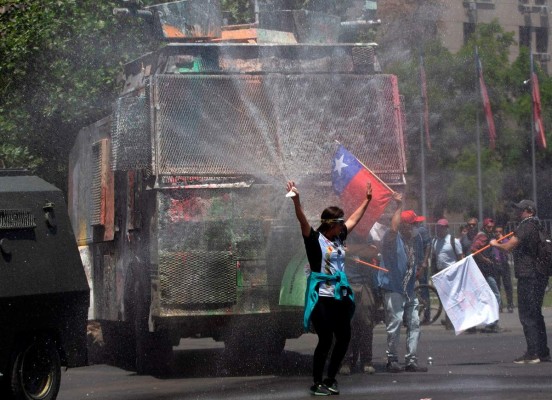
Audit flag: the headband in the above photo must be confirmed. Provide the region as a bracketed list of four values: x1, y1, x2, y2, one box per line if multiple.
[321, 218, 345, 224]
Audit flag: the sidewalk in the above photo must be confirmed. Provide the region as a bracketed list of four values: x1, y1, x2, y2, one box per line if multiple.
[414, 306, 552, 333]
[286, 307, 552, 355]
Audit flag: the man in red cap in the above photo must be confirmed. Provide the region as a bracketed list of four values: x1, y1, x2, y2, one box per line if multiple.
[377, 193, 428, 373]
[471, 218, 502, 333]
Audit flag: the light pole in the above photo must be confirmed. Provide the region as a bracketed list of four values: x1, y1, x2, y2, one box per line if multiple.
[530, 51, 538, 208]
[521, 3, 538, 208]
[469, 1, 484, 223]
[419, 50, 428, 220]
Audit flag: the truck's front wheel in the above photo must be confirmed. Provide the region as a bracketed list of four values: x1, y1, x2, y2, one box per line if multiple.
[7, 336, 61, 400]
[131, 279, 173, 376]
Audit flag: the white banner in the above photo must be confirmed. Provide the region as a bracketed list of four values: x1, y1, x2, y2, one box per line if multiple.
[432, 256, 499, 335]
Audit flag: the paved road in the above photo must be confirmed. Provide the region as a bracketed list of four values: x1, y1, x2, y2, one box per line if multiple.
[58, 308, 552, 400]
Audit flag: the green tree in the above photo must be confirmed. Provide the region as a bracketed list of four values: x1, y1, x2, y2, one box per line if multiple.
[0, 1, 159, 188]
[221, 0, 254, 24]
[1, 0, 362, 185]
[384, 19, 552, 219]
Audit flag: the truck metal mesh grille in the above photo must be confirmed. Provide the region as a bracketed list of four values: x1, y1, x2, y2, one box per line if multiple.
[90, 142, 103, 226]
[153, 74, 406, 179]
[0, 209, 36, 229]
[352, 46, 375, 67]
[159, 250, 236, 306]
[111, 96, 151, 171]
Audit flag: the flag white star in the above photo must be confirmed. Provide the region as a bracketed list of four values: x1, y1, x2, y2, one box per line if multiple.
[333, 154, 348, 176]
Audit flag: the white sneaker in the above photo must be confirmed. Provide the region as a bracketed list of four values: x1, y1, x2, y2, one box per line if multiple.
[339, 364, 351, 375]
[363, 363, 376, 374]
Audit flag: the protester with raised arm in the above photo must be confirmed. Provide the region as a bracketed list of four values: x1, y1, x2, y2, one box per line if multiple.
[286, 180, 372, 396]
[378, 192, 428, 373]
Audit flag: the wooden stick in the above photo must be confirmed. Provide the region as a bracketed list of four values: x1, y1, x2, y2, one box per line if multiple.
[353, 257, 389, 272]
[471, 231, 514, 257]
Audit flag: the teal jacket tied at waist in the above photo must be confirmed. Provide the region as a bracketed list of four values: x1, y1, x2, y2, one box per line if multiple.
[303, 270, 355, 331]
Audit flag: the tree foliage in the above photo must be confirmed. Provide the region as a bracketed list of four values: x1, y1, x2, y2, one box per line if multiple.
[0, 0, 363, 187]
[0, 0, 159, 188]
[1, 1, 551, 220]
[384, 19, 552, 220]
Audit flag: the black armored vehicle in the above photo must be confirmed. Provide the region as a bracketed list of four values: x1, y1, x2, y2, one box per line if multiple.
[0, 170, 89, 400]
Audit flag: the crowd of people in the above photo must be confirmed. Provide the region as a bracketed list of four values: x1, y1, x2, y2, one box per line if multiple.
[286, 181, 550, 396]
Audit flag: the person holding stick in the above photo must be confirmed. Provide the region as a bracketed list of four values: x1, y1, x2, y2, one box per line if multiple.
[339, 234, 383, 376]
[286, 180, 372, 396]
[489, 200, 551, 364]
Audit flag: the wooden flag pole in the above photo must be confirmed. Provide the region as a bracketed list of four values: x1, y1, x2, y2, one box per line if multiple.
[470, 231, 514, 257]
[353, 257, 389, 272]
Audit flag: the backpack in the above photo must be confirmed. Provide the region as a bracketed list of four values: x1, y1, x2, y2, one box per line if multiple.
[430, 234, 461, 273]
[531, 220, 552, 276]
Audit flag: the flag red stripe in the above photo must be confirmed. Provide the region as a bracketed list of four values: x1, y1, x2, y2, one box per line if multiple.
[339, 168, 393, 237]
[532, 72, 547, 149]
[479, 70, 496, 149]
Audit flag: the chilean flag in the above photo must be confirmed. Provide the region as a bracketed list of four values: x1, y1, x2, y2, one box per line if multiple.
[477, 54, 496, 149]
[332, 145, 393, 236]
[532, 72, 547, 149]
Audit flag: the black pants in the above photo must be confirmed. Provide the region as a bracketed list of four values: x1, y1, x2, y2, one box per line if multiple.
[496, 261, 514, 308]
[344, 284, 380, 367]
[311, 296, 352, 383]
[517, 275, 550, 358]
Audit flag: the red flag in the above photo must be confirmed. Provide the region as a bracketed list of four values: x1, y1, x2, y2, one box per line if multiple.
[532, 72, 547, 149]
[420, 57, 431, 150]
[332, 145, 393, 236]
[478, 57, 497, 149]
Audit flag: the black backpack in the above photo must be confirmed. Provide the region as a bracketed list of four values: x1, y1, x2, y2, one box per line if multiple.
[530, 219, 552, 276]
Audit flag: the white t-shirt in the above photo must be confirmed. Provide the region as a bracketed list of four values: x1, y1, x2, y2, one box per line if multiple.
[432, 234, 462, 271]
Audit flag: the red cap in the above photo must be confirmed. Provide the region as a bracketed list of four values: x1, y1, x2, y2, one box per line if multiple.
[483, 218, 494, 226]
[401, 210, 425, 224]
[437, 218, 449, 226]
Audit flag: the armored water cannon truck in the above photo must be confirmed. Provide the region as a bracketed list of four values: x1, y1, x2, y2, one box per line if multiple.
[69, 0, 407, 374]
[0, 170, 89, 400]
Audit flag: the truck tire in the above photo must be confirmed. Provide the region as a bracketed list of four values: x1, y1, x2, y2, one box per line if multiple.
[131, 279, 173, 376]
[7, 336, 61, 400]
[93, 321, 136, 370]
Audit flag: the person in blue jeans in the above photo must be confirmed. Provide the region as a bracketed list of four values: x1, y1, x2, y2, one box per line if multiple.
[378, 192, 428, 373]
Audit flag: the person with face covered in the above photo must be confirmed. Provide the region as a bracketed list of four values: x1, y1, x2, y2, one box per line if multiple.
[471, 218, 502, 333]
[339, 235, 381, 376]
[286, 180, 373, 396]
[493, 225, 514, 313]
[461, 217, 479, 256]
[378, 193, 428, 373]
